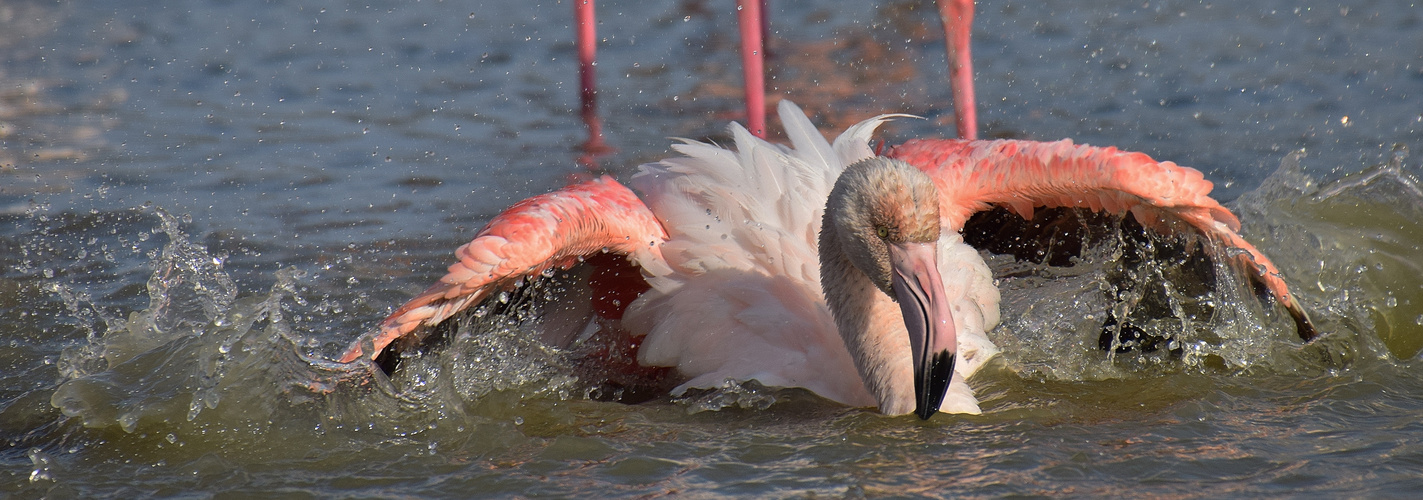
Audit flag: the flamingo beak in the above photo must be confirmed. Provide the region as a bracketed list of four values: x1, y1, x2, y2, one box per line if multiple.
[888, 241, 958, 420]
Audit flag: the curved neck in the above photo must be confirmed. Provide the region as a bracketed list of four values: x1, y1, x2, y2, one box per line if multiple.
[818, 216, 915, 415]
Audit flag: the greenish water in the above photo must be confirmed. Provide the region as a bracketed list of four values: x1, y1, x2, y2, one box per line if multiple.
[3, 0, 1421, 497]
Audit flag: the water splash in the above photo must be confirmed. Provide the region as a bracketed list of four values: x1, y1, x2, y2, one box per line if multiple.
[374, 265, 677, 408]
[26, 448, 55, 483]
[675, 379, 780, 414]
[40, 207, 351, 437]
[985, 217, 1296, 383]
[32, 205, 638, 446]
[1235, 146, 1423, 360]
[981, 148, 1423, 384]
[25, 146, 1423, 446]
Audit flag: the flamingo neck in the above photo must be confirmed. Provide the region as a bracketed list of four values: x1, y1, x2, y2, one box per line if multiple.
[818, 218, 916, 415]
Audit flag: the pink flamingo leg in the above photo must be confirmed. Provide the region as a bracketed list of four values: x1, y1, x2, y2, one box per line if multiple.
[937, 0, 977, 140]
[737, 0, 767, 139]
[759, 0, 771, 56]
[575, 0, 611, 168]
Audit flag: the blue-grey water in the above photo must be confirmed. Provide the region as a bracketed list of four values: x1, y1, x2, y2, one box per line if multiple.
[3, 0, 1422, 497]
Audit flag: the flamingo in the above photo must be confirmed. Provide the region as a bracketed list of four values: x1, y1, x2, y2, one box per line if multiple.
[341, 101, 1316, 419]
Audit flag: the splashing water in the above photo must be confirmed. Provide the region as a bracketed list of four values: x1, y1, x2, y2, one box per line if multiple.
[47, 207, 325, 434]
[33, 207, 662, 447]
[984, 149, 1422, 391]
[984, 211, 1299, 384]
[4, 152, 1421, 498]
[30, 148, 1423, 442]
[1235, 146, 1423, 360]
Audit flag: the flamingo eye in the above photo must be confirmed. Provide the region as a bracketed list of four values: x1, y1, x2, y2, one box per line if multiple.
[875, 225, 890, 239]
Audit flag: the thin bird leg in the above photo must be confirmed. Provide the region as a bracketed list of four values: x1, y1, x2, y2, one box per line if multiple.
[575, 0, 612, 168]
[737, 0, 767, 138]
[937, 0, 977, 140]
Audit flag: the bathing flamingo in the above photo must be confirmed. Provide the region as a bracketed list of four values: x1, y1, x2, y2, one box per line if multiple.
[341, 101, 1316, 419]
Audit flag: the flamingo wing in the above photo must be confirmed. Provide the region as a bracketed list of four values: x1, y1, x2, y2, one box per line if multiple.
[888, 138, 1316, 340]
[339, 176, 670, 363]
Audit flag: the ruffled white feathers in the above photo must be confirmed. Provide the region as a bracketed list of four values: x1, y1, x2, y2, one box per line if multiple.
[625, 101, 997, 413]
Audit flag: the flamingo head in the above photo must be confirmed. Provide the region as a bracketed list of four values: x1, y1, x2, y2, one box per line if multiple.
[824, 157, 958, 420]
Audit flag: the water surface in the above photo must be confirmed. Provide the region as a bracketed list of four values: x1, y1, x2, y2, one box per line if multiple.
[3, 0, 1422, 497]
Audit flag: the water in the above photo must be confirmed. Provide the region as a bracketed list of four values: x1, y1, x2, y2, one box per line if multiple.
[3, 0, 1421, 496]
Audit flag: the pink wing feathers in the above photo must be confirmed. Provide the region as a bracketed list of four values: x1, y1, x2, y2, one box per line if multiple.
[339, 176, 670, 363]
[889, 138, 1316, 340]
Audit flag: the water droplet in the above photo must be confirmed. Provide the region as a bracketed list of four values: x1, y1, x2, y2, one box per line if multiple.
[27, 448, 54, 483]
[514, 416, 524, 425]
[118, 413, 139, 433]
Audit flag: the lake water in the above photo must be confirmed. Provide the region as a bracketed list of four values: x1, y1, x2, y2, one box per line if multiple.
[3, 0, 1422, 497]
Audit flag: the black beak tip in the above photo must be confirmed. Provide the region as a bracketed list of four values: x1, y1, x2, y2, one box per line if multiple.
[914, 405, 936, 421]
[913, 350, 957, 421]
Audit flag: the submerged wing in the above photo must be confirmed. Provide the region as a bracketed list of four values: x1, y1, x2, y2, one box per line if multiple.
[339, 176, 669, 363]
[889, 138, 1316, 340]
